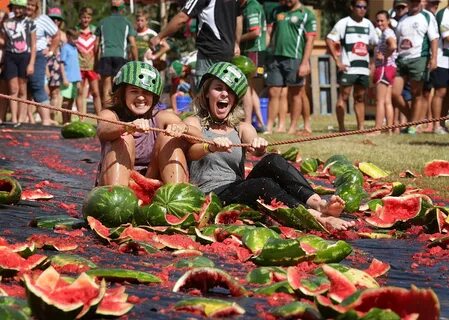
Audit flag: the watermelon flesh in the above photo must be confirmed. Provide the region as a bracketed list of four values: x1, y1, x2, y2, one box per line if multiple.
[423, 160, 449, 177]
[365, 195, 422, 228]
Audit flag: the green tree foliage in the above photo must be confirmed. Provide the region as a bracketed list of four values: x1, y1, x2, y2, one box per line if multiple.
[319, 0, 351, 38]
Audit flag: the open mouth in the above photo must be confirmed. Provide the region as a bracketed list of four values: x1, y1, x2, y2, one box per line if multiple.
[217, 100, 229, 109]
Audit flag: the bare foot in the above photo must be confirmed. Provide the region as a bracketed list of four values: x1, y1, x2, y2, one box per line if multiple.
[320, 195, 345, 217]
[318, 215, 356, 231]
[309, 208, 355, 231]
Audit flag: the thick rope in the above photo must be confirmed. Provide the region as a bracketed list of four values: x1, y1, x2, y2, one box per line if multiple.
[0, 93, 209, 144]
[1, 93, 448, 147]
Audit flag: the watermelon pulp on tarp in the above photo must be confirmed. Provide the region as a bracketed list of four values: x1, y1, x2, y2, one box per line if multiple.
[365, 195, 423, 228]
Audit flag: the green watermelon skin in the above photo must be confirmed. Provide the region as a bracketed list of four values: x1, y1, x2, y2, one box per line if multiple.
[82, 186, 138, 227]
[0, 175, 22, 205]
[61, 121, 96, 139]
[231, 55, 256, 77]
[151, 183, 205, 218]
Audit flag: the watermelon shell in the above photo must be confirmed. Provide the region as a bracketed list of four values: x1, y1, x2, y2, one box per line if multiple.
[0, 175, 22, 205]
[82, 185, 138, 227]
[423, 160, 449, 177]
[61, 121, 96, 139]
[365, 195, 423, 228]
[24, 266, 106, 320]
[151, 183, 205, 218]
[231, 55, 256, 77]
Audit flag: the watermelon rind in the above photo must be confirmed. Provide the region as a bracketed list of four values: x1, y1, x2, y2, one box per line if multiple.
[174, 297, 245, 317]
[423, 160, 449, 177]
[269, 301, 321, 319]
[152, 183, 205, 219]
[86, 268, 161, 283]
[82, 185, 138, 228]
[173, 267, 248, 297]
[24, 266, 106, 320]
[0, 175, 22, 205]
[252, 238, 307, 266]
[61, 121, 96, 139]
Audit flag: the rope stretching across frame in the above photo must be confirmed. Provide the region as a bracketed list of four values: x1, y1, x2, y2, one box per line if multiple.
[1, 93, 448, 147]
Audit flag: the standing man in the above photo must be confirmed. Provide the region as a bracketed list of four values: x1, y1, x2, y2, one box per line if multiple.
[431, 1, 449, 134]
[95, 0, 137, 106]
[326, 0, 378, 132]
[265, 0, 317, 135]
[391, 0, 439, 134]
[240, 0, 267, 131]
[150, 0, 243, 92]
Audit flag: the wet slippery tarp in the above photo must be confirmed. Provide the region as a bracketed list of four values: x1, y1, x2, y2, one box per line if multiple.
[0, 123, 448, 319]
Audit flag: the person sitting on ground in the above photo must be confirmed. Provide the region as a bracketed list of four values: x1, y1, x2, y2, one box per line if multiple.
[184, 62, 355, 231]
[96, 61, 201, 186]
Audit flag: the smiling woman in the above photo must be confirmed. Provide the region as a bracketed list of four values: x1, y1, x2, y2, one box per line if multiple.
[95, 61, 201, 187]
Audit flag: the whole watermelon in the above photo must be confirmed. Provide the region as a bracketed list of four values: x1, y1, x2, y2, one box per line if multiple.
[151, 183, 205, 218]
[61, 121, 96, 139]
[231, 55, 256, 77]
[82, 185, 138, 227]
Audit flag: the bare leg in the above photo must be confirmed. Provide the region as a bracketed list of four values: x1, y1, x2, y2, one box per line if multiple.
[277, 87, 288, 132]
[353, 85, 366, 130]
[61, 98, 72, 124]
[409, 79, 424, 122]
[251, 87, 265, 127]
[99, 135, 135, 186]
[431, 87, 447, 131]
[301, 85, 312, 133]
[336, 85, 352, 132]
[17, 78, 29, 123]
[147, 133, 189, 184]
[8, 77, 19, 123]
[391, 76, 409, 118]
[267, 86, 282, 133]
[243, 89, 253, 124]
[287, 85, 302, 134]
[374, 82, 387, 129]
[100, 76, 113, 107]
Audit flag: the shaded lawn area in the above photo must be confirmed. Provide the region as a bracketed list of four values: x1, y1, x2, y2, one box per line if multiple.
[0, 121, 448, 319]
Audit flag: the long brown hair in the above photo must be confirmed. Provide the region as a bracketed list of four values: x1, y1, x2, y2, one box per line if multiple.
[27, 0, 41, 19]
[192, 77, 245, 128]
[109, 85, 157, 121]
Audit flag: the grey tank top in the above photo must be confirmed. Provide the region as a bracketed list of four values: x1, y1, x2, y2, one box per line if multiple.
[189, 128, 245, 194]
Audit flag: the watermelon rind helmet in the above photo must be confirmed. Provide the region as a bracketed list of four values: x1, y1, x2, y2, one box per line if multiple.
[113, 61, 163, 106]
[10, 0, 27, 7]
[200, 62, 248, 100]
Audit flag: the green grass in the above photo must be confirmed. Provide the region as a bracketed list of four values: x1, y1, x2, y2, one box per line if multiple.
[262, 114, 449, 200]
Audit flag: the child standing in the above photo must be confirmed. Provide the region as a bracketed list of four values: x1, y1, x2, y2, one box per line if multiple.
[60, 29, 82, 124]
[75, 6, 101, 115]
[0, 0, 36, 124]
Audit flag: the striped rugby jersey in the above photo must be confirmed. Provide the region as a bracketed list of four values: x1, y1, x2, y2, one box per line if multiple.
[327, 16, 378, 76]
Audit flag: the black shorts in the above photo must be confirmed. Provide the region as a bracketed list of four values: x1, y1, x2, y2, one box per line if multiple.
[431, 67, 449, 89]
[265, 55, 304, 87]
[95, 57, 128, 77]
[3, 52, 31, 80]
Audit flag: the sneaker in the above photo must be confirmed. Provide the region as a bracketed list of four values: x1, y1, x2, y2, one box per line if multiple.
[434, 126, 448, 135]
[256, 125, 267, 133]
[406, 126, 416, 135]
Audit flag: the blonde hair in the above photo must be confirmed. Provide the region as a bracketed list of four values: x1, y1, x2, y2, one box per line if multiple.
[27, 0, 41, 19]
[192, 77, 245, 128]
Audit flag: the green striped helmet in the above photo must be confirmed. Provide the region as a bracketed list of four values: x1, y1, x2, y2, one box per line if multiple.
[200, 62, 248, 99]
[113, 61, 163, 106]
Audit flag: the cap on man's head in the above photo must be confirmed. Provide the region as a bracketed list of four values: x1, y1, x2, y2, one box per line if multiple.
[394, 0, 408, 5]
[111, 0, 124, 7]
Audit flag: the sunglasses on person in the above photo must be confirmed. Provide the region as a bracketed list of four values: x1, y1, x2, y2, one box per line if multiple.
[355, 4, 367, 9]
[394, 5, 407, 10]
